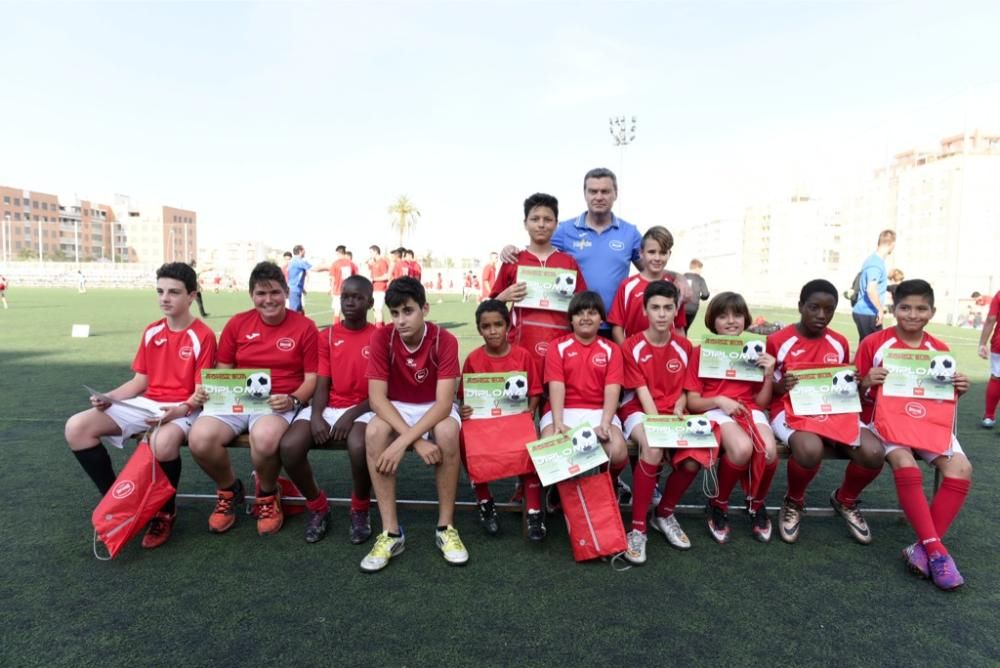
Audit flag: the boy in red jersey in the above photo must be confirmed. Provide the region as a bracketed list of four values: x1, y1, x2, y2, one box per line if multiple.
[608, 225, 686, 343]
[856, 279, 972, 590]
[768, 279, 884, 544]
[65, 262, 217, 549]
[328, 245, 357, 325]
[278, 276, 376, 544]
[542, 291, 629, 497]
[686, 292, 778, 544]
[480, 252, 498, 302]
[620, 281, 705, 564]
[491, 193, 587, 369]
[367, 245, 389, 328]
[405, 249, 422, 281]
[459, 300, 546, 540]
[977, 289, 1000, 428]
[0, 273, 7, 309]
[361, 276, 467, 572]
[188, 261, 319, 537]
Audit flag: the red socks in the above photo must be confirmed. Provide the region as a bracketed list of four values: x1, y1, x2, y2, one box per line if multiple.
[986, 378, 1000, 420]
[521, 474, 542, 513]
[749, 458, 778, 513]
[893, 467, 946, 555]
[658, 464, 699, 517]
[713, 457, 750, 512]
[630, 461, 659, 532]
[350, 492, 370, 513]
[306, 490, 330, 514]
[930, 477, 971, 538]
[836, 461, 883, 506]
[786, 457, 820, 506]
[473, 483, 492, 504]
[610, 460, 627, 489]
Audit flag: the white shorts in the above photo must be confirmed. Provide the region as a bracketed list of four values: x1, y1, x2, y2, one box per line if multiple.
[990, 352, 1000, 378]
[539, 408, 623, 433]
[372, 290, 386, 317]
[705, 407, 768, 428]
[770, 410, 861, 447]
[366, 400, 461, 440]
[102, 399, 198, 448]
[202, 409, 299, 437]
[867, 423, 964, 462]
[293, 404, 374, 428]
[622, 412, 646, 441]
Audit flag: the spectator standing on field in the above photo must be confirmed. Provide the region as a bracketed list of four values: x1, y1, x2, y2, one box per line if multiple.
[851, 229, 896, 341]
[683, 259, 710, 327]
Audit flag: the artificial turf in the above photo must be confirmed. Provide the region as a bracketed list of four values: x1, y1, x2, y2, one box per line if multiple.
[1, 287, 998, 667]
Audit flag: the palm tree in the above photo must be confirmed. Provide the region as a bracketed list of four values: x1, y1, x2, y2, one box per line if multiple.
[388, 196, 420, 248]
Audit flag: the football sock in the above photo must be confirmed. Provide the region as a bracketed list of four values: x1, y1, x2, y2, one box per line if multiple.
[893, 467, 946, 556]
[786, 457, 820, 506]
[387, 530, 401, 538]
[521, 473, 542, 513]
[473, 483, 493, 504]
[73, 444, 117, 496]
[985, 378, 1000, 420]
[258, 488, 276, 498]
[436, 525, 448, 532]
[713, 457, 749, 512]
[610, 460, 627, 489]
[836, 461, 882, 506]
[305, 491, 329, 514]
[930, 477, 971, 538]
[225, 479, 242, 494]
[750, 458, 778, 513]
[630, 462, 659, 533]
[350, 492, 371, 513]
[658, 464, 699, 517]
[159, 457, 182, 514]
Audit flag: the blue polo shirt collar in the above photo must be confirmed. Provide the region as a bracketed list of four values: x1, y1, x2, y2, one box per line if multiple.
[573, 212, 621, 230]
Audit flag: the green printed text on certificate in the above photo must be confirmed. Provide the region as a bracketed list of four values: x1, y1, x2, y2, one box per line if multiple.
[515, 266, 578, 312]
[698, 333, 766, 382]
[462, 371, 531, 419]
[201, 369, 274, 416]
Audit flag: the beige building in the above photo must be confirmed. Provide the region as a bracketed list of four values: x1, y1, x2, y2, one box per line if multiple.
[113, 195, 198, 265]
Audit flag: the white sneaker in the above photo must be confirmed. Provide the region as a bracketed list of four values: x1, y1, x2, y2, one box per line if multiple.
[625, 529, 647, 565]
[651, 485, 663, 509]
[982, 417, 996, 429]
[650, 513, 692, 550]
[360, 529, 405, 573]
[435, 525, 469, 565]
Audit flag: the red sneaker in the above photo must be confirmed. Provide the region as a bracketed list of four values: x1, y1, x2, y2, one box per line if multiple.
[141, 512, 176, 549]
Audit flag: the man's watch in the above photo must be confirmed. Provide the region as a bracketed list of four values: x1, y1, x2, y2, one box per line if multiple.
[290, 396, 303, 411]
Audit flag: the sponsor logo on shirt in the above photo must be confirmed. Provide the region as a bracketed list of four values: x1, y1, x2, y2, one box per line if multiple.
[609, 240, 625, 251]
[592, 353, 608, 367]
[406, 357, 416, 367]
[572, 236, 592, 251]
[666, 359, 682, 373]
[245, 333, 261, 340]
[334, 339, 345, 347]
[277, 337, 295, 351]
[640, 354, 653, 363]
[112, 480, 136, 499]
[790, 349, 806, 357]
[567, 351, 579, 358]
[415, 368, 429, 383]
[534, 341, 549, 357]
[178, 346, 194, 361]
[361, 346, 370, 359]
[153, 338, 167, 346]
[824, 352, 840, 364]
[904, 402, 927, 419]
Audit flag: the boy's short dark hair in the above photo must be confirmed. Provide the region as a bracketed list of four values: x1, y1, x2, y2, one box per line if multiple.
[799, 279, 839, 305]
[369, 245, 381, 254]
[641, 225, 674, 252]
[343, 274, 373, 295]
[523, 193, 559, 221]
[386, 276, 426, 308]
[583, 167, 618, 192]
[704, 291, 752, 333]
[644, 280, 679, 308]
[249, 261, 288, 293]
[690, 258, 703, 269]
[390, 248, 402, 258]
[893, 279, 934, 307]
[335, 245, 347, 254]
[293, 244, 304, 255]
[567, 290, 607, 321]
[157, 262, 198, 293]
[878, 229, 896, 245]
[282, 251, 293, 259]
[475, 299, 511, 327]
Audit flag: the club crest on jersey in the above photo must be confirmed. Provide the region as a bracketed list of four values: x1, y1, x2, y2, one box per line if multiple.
[361, 346, 371, 359]
[534, 341, 549, 356]
[824, 353, 840, 364]
[666, 359, 682, 373]
[276, 337, 295, 352]
[592, 353, 608, 367]
[609, 240, 625, 251]
[112, 480, 136, 499]
[178, 346, 194, 361]
[415, 368, 429, 383]
[904, 402, 927, 419]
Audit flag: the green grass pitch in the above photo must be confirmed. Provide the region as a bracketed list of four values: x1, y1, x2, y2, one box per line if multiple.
[1, 287, 998, 667]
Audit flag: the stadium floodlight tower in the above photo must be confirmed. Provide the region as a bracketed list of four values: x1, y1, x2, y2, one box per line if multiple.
[609, 115, 637, 212]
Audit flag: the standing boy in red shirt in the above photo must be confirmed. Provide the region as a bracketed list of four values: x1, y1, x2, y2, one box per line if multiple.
[977, 289, 1000, 428]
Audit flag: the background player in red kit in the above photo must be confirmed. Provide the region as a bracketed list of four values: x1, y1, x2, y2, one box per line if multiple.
[361, 276, 467, 572]
[492, 193, 587, 370]
[856, 279, 973, 591]
[279, 275, 376, 544]
[65, 262, 217, 549]
[329, 245, 357, 325]
[480, 252, 498, 302]
[767, 279, 884, 544]
[977, 289, 1000, 428]
[367, 245, 389, 328]
[189, 261, 318, 537]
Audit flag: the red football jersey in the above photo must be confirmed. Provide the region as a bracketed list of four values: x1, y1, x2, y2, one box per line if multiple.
[459, 345, 542, 400]
[329, 258, 356, 295]
[854, 327, 952, 424]
[217, 309, 319, 395]
[391, 260, 406, 280]
[133, 318, 217, 403]
[989, 291, 1000, 353]
[685, 345, 763, 407]
[619, 332, 693, 420]
[318, 323, 375, 408]
[544, 334, 624, 410]
[766, 324, 851, 415]
[607, 274, 687, 337]
[369, 258, 389, 291]
[366, 322, 461, 404]
[491, 250, 589, 364]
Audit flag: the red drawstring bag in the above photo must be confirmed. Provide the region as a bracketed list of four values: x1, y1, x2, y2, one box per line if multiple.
[92, 439, 175, 560]
[873, 394, 955, 455]
[557, 471, 627, 562]
[782, 395, 861, 445]
[250, 472, 306, 517]
[460, 413, 537, 483]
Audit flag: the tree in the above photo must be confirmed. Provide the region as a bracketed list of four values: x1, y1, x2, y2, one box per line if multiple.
[387, 196, 420, 248]
[18, 248, 38, 260]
